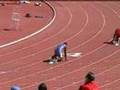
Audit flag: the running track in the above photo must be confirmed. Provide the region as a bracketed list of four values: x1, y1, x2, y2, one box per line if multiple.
[0, 1, 120, 90]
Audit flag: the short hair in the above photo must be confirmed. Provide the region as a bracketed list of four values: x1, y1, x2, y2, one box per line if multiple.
[64, 42, 68, 45]
[11, 85, 21, 90]
[38, 83, 47, 90]
[85, 72, 95, 81]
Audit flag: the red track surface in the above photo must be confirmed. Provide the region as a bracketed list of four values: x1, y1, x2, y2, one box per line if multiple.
[0, 1, 120, 90]
[0, 2, 53, 45]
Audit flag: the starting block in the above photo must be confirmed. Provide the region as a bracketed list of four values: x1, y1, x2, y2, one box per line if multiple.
[48, 58, 59, 65]
[48, 60, 57, 65]
[47, 56, 62, 65]
[46, 52, 82, 65]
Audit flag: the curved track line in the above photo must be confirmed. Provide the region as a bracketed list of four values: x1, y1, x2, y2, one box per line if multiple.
[0, 3, 74, 64]
[0, 1, 106, 83]
[23, 61, 120, 90]
[9, 2, 105, 72]
[0, 3, 101, 70]
[0, 3, 111, 83]
[59, 4, 89, 42]
[0, 2, 73, 56]
[0, 4, 87, 66]
[51, 51, 120, 83]
[56, 64, 120, 90]
[70, 3, 106, 50]
[18, 2, 120, 90]
[55, 3, 120, 89]
[0, 2, 107, 78]
[101, 2, 120, 18]
[0, 2, 82, 56]
[0, 4, 89, 72]
[0, 2, 119, 89]
[1, 41, 120, 86]
[0, 2, 56, 48]
[19, 2, 120, 89]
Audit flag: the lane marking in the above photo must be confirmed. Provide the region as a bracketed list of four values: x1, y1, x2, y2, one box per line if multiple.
[0, 1, 73, 57]
[8, 2, 119, 90]
[0, 3, 107, 84]
[0, 71, 7, 74]
[0, 2, 119, 88]
[67, 52, 82, 57]
[0, 2, 56, 48]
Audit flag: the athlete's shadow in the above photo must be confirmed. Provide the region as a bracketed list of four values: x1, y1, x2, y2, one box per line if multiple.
[3, 28, 11, 31]
[43, 59, 51, 63]
[104, 41, 113, 45]
[43, 59, 62, 63]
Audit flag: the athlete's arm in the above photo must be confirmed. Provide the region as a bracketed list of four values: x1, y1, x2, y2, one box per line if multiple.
[64, 47, 67, 61]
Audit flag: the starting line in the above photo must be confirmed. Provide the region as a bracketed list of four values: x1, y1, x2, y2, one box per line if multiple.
[67, 52, 82, 57]
[0, 71, 7, 74]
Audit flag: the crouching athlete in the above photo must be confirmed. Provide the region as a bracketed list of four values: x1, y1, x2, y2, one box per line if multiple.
[50, 42, 68, 64]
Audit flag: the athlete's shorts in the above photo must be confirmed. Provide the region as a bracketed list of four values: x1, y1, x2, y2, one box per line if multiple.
[55, 49, 63, 58]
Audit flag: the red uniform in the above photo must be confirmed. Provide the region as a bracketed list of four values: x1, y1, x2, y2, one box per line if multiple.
[79, 81, 99, 90]
[115, 28, 120, 37]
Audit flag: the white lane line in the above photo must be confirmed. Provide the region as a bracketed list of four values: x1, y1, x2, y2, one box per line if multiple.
[22, 3, 120, 89]
[0, 71, 7, 74]
[67, 52, 82, 57]
[0, 1, 73, 57]
[15, 2, 120, 90]
[0, 1, 104, 79]
[102, 2, 120, 18]
[0, 2, 120, 89]
[22, 60, 120, 90]
[0, 2, 56, 48]
[0, 1, 105, 82]
[1, 43, 119, 86]
[0, 2, 85, 58]
[0, 4, 87, 71]
[70, 3, 106, 51]
[56, 63, 120, 90]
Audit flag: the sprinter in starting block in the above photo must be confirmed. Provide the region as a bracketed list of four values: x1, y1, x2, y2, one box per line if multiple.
[48, 42, 68, 64]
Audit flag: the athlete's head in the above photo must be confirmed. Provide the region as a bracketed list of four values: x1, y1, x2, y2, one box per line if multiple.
[11, 85, 21, 90]
[64, 42, 68, 45]
[85, 72, 95, 83]
[38, 83, 47, 90]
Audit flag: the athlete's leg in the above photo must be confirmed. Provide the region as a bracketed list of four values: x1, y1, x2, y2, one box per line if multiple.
[114, 36, 120, 46]
[112, 34, 117, 44]
[118, 37, 120, 45]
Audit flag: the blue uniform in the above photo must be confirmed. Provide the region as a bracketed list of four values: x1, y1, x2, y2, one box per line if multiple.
[11, 85, 21, 90]
[55, 43, 66, 57]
